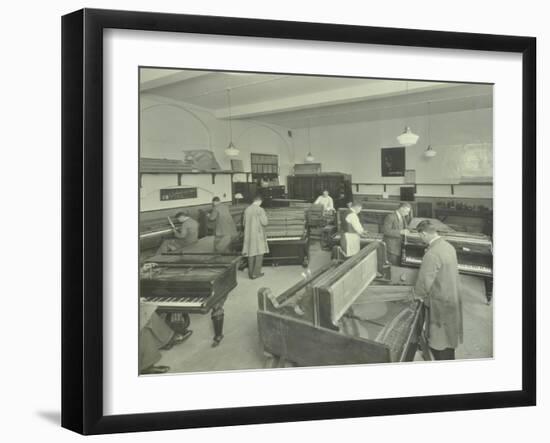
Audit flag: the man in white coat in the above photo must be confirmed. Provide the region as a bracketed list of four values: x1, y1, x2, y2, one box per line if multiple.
[314, 189, 335, 214]
[340, 202, 369, 256]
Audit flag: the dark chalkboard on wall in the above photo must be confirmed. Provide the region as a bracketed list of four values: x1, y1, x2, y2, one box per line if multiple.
[160, 187, 198, 201]
[381, 147, 405, 177]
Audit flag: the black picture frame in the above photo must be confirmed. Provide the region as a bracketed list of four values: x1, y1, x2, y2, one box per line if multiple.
[381, 147, 406, 177]
[62, 8, 536, 435]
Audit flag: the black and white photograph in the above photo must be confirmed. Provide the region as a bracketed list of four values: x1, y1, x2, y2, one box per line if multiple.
[138, 68, 494, 375]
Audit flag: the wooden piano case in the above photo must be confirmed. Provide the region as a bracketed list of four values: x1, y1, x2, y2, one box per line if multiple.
[401, 230, 493, 302]
[257, 243, 424, 367]
[140, 253, 241, 315]
[265, 207, 310, 267]
[264, 236, 310, 267]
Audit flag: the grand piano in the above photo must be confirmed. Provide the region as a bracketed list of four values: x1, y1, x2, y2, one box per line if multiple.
[140, 244, 241, 344]
[257, 242, 426, 368]
[401, 218, 493, 302]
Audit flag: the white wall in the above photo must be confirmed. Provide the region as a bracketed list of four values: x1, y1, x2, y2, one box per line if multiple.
[291, 107, 493, 198]
[142, 93, 493, 199]
[140, 93, 294, 183]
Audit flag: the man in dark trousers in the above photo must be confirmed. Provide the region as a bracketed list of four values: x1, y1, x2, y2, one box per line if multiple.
[382, 202, 411, 265]
[207, 196, 238, 253]
[414, 219, 463, 361]
[242, 195, 269, 279]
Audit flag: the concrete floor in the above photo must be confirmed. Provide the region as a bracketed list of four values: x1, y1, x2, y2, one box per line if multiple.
[155, 241, 493, 374]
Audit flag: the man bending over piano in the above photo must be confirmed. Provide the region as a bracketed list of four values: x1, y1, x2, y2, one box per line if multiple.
[242, 195, 269, 279]
[382, 202, 411, 265]
[208, 196, 238, 253]
[156, 210, 199, 255]
[314, 189, 335, 214]
[413, 219, 464, 361]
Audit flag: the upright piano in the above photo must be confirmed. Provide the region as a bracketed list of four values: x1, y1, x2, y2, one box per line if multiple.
[140, 252, 241, 338]
[401, 227, 493, 302]
[139, 216, 174, 252]
[263, 207, 310, 267]
[257, 242, 425, 367]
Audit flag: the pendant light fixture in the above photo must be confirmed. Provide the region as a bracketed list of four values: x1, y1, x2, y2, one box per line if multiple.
[224, 88, 240, 157]
[397, 81, 420, 147]
[424, 101, 437, 158]
[305, 118, 315, 162]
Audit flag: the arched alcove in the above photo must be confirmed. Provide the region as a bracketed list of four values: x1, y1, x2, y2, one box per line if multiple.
[141, 104, 211, 159]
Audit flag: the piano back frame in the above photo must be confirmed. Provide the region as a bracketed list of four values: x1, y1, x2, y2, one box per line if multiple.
[314, 242, 380, 329]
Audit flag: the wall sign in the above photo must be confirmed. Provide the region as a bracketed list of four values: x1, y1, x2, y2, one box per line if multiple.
[160, 187, 198, 201]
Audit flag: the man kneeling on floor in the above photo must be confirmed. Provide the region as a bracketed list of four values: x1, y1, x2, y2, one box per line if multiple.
[139, 303, 192, 374]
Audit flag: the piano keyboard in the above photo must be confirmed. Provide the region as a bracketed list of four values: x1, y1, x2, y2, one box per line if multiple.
[140, 228, 172, 239]
[142, 296, 205, 308]
[458, 264, 492, 275]
[268, 236, 303, 242]
[402, 257, 492, 275]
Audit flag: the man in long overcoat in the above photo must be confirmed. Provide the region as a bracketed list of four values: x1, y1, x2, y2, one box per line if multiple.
[414, 219, 463, 360]
[242, 196, 269, 279]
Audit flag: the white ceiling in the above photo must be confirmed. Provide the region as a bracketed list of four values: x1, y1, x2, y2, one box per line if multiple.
[140, 68, 492, 128]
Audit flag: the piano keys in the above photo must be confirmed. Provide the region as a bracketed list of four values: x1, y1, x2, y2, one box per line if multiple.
[401, 255, 492, 276]
[257, 242, 426, 367]
[401, 230, 493, 277]
[139, 218, 174, 252]
[401, 227, 493, 303]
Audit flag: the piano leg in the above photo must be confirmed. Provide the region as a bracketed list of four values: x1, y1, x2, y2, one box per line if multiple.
[263, 351, 280, 369]
[484, 278, 493, 304]
[262, 352, 296, 368]
[211, 296, 227, 347]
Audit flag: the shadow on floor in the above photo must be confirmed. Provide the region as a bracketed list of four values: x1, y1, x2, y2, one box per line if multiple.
[36, 410, 61, 426]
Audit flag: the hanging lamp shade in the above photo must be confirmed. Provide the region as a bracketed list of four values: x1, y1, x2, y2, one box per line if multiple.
[224, 141, 240, 157]
[305, 118, 315, 163]
[423, 101, 435, 157]
[397, 126, 419, 146]
[424, 145, 437, 158]
[224, 88, 240, 157]
[395, 82, 419, 147]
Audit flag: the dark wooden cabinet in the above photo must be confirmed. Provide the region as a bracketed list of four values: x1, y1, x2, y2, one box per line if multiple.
[287, 173, 352, 209]
[259, 185, 286, 206]
[233, 182, 286, 207]
[233, 182, 258, 203]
